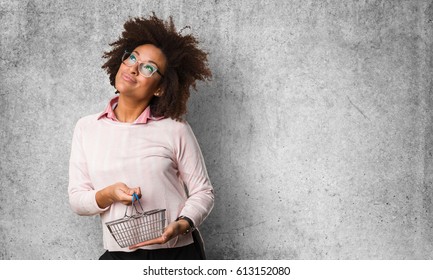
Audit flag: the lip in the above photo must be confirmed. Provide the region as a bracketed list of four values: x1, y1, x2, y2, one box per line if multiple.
[121, 72, 137, 83]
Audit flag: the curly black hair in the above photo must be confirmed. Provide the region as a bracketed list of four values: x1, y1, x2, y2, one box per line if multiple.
[102, 14, 212, 121]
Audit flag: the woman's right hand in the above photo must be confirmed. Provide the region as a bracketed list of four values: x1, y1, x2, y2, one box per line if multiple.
[96, 182, 141, 208]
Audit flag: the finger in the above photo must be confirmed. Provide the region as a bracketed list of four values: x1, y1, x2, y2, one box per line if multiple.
[129, 236, 167, 249]
[118, 192, 135, 204]
[128, 228, 173, 249]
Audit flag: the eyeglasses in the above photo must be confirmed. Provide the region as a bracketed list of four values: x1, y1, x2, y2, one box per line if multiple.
[121, 52, 164, 78]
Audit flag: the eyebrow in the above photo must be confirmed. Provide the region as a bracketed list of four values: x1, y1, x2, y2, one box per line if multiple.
[132, 51, 160, 68]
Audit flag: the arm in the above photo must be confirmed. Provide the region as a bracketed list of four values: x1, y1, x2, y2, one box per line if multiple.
[129, 122, 214, 249]
[175, 122, 215, 228]
[68, 120, 141, 215]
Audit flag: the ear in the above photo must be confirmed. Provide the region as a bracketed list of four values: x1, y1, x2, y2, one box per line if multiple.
[154, 88, 163, 97]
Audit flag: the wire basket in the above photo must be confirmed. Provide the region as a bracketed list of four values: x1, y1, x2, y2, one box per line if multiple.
[105, 194, 166, 248]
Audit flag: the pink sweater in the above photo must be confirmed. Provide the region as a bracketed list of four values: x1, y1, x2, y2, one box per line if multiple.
[68, 99, 214, 252]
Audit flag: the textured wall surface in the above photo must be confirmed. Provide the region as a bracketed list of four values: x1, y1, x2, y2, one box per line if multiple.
[1, 0, 432, 259]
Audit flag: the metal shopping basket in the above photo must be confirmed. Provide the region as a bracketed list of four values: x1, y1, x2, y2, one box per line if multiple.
[105, 193, 166, 248]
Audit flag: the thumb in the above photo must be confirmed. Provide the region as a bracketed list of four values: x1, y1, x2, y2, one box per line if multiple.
[124, 188, 135, 196]
[133, 187, 142, 198]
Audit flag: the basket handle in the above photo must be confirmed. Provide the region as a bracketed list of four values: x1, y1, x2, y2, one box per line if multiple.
[123, 193, 144, 217]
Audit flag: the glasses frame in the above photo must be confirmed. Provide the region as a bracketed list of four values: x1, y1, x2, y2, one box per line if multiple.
[121, 51, 164, 78]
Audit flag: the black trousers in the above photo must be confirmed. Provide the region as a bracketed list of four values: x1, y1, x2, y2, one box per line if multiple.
[99, 243, 202, 260]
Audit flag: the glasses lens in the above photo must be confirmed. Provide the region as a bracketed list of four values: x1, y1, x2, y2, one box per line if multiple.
[122, 52, 136, 66]
[139, 64, 156, 77]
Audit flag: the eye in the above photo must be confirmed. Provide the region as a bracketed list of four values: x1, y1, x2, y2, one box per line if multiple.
[129, 54, 137, 63]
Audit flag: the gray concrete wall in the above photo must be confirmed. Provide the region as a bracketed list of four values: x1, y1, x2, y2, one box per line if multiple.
[1, 0, 432, 259]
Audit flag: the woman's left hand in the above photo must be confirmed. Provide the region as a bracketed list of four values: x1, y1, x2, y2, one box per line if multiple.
[129, 219, 190, 249]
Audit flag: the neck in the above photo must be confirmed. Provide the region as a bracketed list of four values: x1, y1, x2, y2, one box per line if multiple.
[114, 95, 149, 123]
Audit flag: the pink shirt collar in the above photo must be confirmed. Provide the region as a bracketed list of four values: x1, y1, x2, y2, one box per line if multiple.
[97, 96, 163, 124]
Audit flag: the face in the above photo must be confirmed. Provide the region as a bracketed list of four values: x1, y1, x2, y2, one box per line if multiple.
[114, 44, 167, 102]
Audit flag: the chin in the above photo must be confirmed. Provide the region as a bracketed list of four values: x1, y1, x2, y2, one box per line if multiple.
[114, 80, 129, 94]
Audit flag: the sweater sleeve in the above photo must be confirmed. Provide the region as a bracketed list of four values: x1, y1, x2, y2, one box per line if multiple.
[68, 119, 109, 216]
[175, 122, 215, 228]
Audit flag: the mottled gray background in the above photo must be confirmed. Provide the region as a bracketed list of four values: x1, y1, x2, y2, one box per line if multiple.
[1, 0, 432, 260]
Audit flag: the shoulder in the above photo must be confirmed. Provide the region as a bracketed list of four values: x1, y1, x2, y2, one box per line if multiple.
[73, 113, 101, 131]
[157, 118, 194, 142]
[156, 118, 191, 131]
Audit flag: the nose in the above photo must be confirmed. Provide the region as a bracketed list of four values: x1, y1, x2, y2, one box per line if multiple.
[128, 62, 139, 76]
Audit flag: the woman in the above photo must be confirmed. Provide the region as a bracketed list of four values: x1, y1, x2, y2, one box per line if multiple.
[68, 14, 214, 260]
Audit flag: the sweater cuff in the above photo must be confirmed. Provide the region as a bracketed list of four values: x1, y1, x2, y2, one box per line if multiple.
[75, 190, 109, 216]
